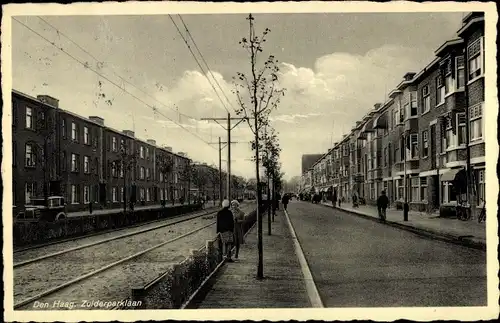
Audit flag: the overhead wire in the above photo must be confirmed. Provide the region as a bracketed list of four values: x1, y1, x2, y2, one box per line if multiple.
[177, 14, 238, 113]
[13, 17, 216, 150]
[36, 16, 198, 122]
[168, 14, 232, 115]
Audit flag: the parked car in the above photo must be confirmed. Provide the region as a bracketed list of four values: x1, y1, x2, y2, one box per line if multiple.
[16, 196, 67, 222]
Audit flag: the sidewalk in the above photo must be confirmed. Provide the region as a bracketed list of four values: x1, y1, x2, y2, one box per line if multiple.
[191, 211, 311, 308]
[320, 201, 486, 250]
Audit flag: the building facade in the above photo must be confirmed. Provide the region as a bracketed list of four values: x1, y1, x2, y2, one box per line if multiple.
[302, 12, 486, 214]
[12, 90, 194, 213]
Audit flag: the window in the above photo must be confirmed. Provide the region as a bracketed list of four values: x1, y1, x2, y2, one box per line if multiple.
[469, 104, 483, 141]
[476, 169, 485, 204]
[120, 139, 125, 151]
[160, 188, 164, 201]
[25, 143, 35, 167]
[61, 119, 66, 138]
[456, 56, 465, 89]
[146, 147, 150, 160]
[411, 177, 419, 202]
[140, 187, 145, 200]
[384, 147, 388, 167]
[112, 137, 117, 151]
[444, 116, 454, 149]
[38, 111, 46, 130]
[83, 186, 90, 203]
[370, 183, 375, 200]
[71, 185, 78, 204]
[397, 179, 404, 201]
[422, 131, 429, 158]
[146, 188, 151, 202]
[111, 161, 117, 177]
[71, 154, 79, 172]
[119, 162, 124, 178]
[457, 113, 467, 145]
[71, 122, 78, 141]
[421, 86, 430, 114]
[26, 107, 33, 129]
[140, 167, 145, 180]
[146, 168, 150, 180]
[84, 156, 90, 173]
[443, 59, 453, 94]
[410, 134, 418, 159]
[140, 146, 145, 159]
[467, 37, 484, 81]
[84, 127, 89, 145]
[419, 177, 427, 202]
[25, 182, 35, 203]
[436, 75, 445, 105]
[61, 152, 67, 171]
[399, 101, 405, 123]
[409, 91, 418, 117]
[393, 107, 398, 128]
[112, 187, 118, 202]
[441, 182, 457, 203]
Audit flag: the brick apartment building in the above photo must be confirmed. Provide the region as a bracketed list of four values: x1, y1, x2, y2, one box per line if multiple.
[12, 90, 193, 213]
[301, 12, 486, 214]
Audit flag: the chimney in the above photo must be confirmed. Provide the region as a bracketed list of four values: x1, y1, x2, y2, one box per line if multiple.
[37, 95, 59, 108]
[374, 103, 382, 110]
[163, 146, 172, 152]
[403, 72, 416, 82]
[122, 130, 135, 138]
[178, 152, 186, 157]
[146, 139, 156, 146]
[89, 116, 105, 126]
[356, 121, 361, 127]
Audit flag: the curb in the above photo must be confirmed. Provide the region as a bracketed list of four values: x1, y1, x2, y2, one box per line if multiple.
[317, 202, 486, 251]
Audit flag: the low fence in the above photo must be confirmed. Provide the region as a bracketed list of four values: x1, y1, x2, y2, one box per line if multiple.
[13, 203, 204, 247]
[120, 202, 269, 309]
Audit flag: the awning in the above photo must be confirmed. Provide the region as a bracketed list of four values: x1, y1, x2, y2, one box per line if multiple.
[373, 112, 388, 129]
[361, 118, 375, 134]
[440, 168, 465, 182]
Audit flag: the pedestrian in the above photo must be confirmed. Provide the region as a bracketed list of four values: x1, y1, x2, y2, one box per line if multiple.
[377, 190, 389, 222]
[352, 194, 358, 208]
[332, 190, 337, 208]
[230, 199, 245, 259]
[276, 192, 281, 211]
[282, 193, 290, 211]
[338, 196, 342, 208]
[217, 200, 235, 262]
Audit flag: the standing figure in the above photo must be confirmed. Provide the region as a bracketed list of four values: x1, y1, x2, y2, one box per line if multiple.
[377, 190, 389, 222]
[282, 193, 290, 211]
[332, 190, 337, 208]
[216, 200, 235, 262]
[230, 200, 245, 259]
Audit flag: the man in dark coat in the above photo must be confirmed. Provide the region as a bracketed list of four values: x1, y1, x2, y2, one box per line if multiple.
[217, 199, 235, 261]
[281, 194, 290, 211]
[377, 190, 389, 222]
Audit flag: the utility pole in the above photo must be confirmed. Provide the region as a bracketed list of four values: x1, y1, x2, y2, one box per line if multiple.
[208, 137, 245, 205]
[201, 113, 247, 201]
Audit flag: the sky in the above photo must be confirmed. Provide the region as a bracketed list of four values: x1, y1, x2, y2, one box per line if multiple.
[11, 11, 466, 180]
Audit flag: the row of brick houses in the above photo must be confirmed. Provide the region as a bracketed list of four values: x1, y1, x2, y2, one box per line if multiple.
[12, 89, 225, 213]
[299, 12, 486, 213]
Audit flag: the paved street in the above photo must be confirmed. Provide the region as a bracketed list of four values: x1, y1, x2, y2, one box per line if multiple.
[286, 200, 487, 307]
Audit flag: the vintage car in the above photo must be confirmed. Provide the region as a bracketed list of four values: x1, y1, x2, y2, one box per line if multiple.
[16, 196, 68, 222]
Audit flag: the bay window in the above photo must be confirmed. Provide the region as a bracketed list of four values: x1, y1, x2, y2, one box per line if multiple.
[410, 91, 418, 116]
[26, 107, 33, 129]
[469, 103, 483, 141]
[467, 37, 484, 81]
[444, 59, 453, 94]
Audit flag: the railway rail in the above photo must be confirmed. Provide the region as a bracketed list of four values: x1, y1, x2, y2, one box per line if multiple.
[14, 203, 254, 310]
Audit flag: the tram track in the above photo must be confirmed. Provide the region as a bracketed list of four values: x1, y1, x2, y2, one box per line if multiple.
[13, 205, 222, 266]
[14, 203, 255, 310]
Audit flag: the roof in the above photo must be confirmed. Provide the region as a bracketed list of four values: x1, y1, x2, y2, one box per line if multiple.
[434, 38, 464, 57]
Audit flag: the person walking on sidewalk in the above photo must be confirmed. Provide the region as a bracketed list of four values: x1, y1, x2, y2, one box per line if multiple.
[282, 193, 290, 211]
[217, 200, 235, 262]
[377, 190, 389, 222]
[230, 199, 245, 259]
[332, 190, 337, 208]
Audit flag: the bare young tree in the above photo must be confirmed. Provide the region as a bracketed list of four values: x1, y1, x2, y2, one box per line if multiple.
[114, 141, 138, 212]
[232, 14, 286, 279]
[156, 152, 174, 207]
[207, 166, 221, 206]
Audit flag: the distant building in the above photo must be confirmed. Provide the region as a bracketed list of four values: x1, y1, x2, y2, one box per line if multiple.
[301, 154, 323, 174]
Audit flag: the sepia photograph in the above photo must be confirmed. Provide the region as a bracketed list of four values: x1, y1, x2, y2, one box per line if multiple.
[2, 1, 498, 322]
